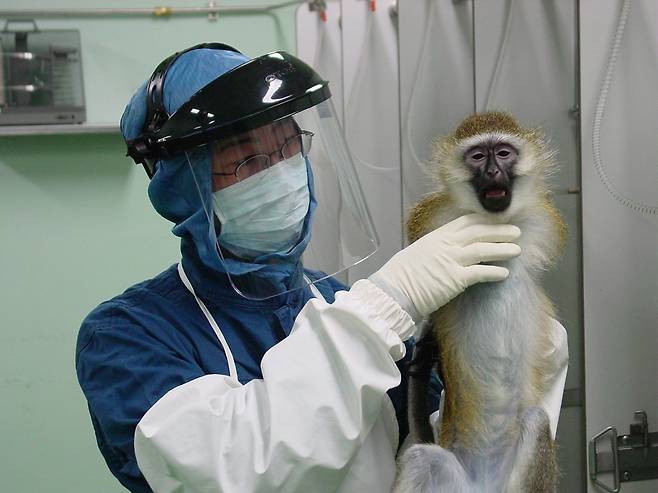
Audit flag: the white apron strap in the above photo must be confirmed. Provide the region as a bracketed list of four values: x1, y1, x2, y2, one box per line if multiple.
[303, 274, 326, 302]
[177, 263, 239, 383]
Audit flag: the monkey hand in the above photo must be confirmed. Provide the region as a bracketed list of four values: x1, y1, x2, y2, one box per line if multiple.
[369, 214, 521, 322]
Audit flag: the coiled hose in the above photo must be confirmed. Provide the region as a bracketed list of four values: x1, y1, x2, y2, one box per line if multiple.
[591, 0, 658, 215]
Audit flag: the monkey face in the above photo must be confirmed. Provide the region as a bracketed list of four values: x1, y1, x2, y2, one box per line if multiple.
[464, 140, 518, 212]
[434, 112, 553, 220]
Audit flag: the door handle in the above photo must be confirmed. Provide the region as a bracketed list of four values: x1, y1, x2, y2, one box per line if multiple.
[589, 410, 658, 491]
[589, 426, 620, 492]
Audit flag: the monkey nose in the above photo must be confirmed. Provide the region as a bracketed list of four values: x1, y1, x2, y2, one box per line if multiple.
[485, 167, 501, 178]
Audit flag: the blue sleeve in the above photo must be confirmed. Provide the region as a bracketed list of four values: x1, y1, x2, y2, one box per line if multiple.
[75, 303, 206, 493]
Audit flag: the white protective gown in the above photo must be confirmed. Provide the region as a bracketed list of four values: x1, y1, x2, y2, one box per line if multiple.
[134, 266, 413, 493]
[134, 265, 568, 493]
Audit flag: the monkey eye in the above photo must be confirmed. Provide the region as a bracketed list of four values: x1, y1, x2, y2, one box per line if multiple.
[471, 152, 486, 161]
[494, 144, 518, 160]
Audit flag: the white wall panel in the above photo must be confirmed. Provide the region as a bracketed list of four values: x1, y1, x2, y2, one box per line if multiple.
[296, 1, 344, 122]
[297, 0, 401, 283]
[581, 0, 658, 491]
[296, 1, 350, 284]
[341, 0, 403, 282]
[398, 0, 475, 222]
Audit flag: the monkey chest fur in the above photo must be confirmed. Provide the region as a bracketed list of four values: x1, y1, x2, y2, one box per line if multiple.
[434, 263, 553, 486]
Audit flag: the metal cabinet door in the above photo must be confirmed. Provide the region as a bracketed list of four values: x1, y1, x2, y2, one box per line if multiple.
[580, 0, 658, 492]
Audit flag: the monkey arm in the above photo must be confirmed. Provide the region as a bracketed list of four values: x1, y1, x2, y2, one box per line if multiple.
[405, 320, 442, 446]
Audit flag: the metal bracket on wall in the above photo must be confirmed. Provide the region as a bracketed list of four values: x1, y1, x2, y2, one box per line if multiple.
[589, 410, 658, 492]
[206, 1, 218, 21]
[308, 0, 327, 12]
[389, 0, 398, 21]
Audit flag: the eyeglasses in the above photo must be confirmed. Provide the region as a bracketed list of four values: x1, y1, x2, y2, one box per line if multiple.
[212, 131, 314, 182]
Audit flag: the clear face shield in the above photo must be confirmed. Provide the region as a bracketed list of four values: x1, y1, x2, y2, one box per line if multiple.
[185, 98, 378, 300]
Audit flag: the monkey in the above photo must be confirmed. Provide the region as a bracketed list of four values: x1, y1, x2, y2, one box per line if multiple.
[392, 112, 569, 493]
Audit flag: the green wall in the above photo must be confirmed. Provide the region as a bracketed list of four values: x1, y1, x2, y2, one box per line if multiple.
[0, 2, 299, 491]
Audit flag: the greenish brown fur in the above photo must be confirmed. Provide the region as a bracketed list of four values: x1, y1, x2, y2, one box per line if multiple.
[406, 194, 487, 449]
[452, 111, 538, 143]
[524, 422, 558, 492]
[542, 198, 567, 257]
[406, 193, 452, 244]
[434, 305, 486, 450]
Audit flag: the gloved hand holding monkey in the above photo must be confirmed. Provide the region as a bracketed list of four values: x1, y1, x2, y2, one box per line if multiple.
[389, 112, 569, 493]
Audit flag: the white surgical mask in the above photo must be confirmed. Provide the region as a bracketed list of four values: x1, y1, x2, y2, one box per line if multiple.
[212, 153, 310, 259]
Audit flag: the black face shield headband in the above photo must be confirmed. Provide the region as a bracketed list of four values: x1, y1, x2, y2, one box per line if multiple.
[125, 47, 331, 179]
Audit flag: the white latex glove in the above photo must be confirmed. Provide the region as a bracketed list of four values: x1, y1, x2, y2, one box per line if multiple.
[369, 214, 522, 322]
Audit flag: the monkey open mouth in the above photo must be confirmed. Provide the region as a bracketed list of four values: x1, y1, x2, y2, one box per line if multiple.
[480, 185, 512, 212]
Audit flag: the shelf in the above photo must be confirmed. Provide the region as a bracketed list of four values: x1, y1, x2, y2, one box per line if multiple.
[0, 123, 119, 136]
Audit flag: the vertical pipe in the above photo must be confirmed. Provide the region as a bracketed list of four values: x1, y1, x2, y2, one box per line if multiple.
[575, 1, 588, 491]
[471, 0, 477, 113]
[0, 38, 5, 107]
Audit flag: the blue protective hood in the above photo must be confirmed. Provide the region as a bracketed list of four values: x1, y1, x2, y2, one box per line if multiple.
[120, 48, 317, 295]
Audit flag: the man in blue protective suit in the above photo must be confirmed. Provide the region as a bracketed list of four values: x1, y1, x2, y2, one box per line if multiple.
[76, 44, 522, 493]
